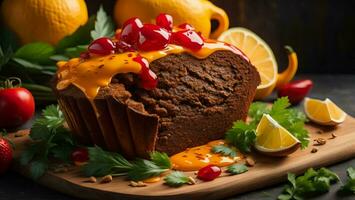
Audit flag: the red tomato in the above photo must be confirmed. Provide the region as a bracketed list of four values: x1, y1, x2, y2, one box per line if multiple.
[0, 87, 35, 128]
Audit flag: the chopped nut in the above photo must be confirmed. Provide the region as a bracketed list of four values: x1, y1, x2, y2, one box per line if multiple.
[329, 133, 337, 139]
[100, 175, 112, 183]
[129, 181, 147, 187]
[85, 176, 97, 183]
[194, 171, 198, 175]
[316, 130, 323, 134]
[314, 138, 326, 146]
[187, 176, 196, 185]
[311, 147, 318, 153]
[245, 157, 255, 167]
[14, 130, 28, 137]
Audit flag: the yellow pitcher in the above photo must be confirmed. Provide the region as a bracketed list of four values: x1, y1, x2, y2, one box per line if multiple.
[113, 0, 229, 39]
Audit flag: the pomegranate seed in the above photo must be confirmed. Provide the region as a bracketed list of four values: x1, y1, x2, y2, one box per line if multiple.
[172, 30, 204, 51]
[197, 165, 221, 181]
[133, 56, 158, 89]
[278, 79, 313, 105]
[116, 40, 135, 53]
[138, 24, 170, 51]
[178, 23, 194, 31]
[156, 13, 173, 31]
[88, 37, 115, 55]
[71, 147, 89, 165]
[120, 17, 143, 45]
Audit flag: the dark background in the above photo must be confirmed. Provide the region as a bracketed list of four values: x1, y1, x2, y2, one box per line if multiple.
[85, 0, 355, 74]
[1, 0, 354, 73]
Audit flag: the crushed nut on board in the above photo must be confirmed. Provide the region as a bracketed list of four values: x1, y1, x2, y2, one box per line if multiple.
[314, 138, 326, 146]
[100, 175, 113, 184]
[85, 176, 97, 183]
[245, 157, 255, 167]
[329, 133, 337, 139]
[129, 181, 147, 187]
[316, 130, 323, 134]
[311, 147, 318, 153]
[187, 176, 196, 185]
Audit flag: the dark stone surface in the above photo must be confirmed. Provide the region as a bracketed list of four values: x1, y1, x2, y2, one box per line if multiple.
[0, 74, 354, 200]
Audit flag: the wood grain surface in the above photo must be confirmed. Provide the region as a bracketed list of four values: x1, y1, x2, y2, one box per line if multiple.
[8, 116, 355, 200]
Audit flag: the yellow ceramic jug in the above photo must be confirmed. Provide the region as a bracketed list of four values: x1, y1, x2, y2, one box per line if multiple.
[113, 0, 229, 39]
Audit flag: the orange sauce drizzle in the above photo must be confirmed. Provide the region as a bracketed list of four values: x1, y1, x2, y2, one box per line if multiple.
[56, 41, 248, 100]
[170, 140, 244, 171]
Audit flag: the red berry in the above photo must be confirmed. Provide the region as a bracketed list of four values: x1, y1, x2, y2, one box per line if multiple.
[138, 24, 170, 51]
[71, 147, 89, 165]
[133, 56, 158, 89]
[120, 17, 143, 45]
[0, 138, 13, 174]
[277, 79, 313, 105]
[178, 23, 194, 31]
[172, 30, 204, 51]
[197, 165, 221, 181]
[156, 13, 173, 31]
[88, 37, 115, 55]
[79, 52, 90, 59]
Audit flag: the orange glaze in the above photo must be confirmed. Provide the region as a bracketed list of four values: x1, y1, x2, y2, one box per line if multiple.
[56, 41, 248, 100]
[143, 176, 161, 183]
[170, 140, 244, 171]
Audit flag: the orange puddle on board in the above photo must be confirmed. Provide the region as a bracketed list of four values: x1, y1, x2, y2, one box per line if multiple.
[170, 140, 244, 171]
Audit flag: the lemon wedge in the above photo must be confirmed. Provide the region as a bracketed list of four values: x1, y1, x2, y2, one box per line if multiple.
[304, 97, 347, 126]
[255, 114, 300, 156]
[218, 27, 277, 99]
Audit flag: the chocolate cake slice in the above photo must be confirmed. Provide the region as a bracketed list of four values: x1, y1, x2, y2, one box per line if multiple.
[54, 50, 260, 158]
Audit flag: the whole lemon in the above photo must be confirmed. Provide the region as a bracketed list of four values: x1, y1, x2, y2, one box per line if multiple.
[114, 0, 229, 39]
[1, 0, 88, 45]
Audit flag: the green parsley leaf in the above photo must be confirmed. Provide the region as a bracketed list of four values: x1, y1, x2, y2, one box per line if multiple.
[127, 159, 168, 181]
[164, 171, 190, 187]
[0, 45, 13, 69]
[150, 151, 171, 169]
[14, 42, 55, 64]
[226, 164, 248, 175]
[211, 145, 237, 157]
[225, 121, 256, 153]
[29, 160, 48, 180]
[90, 5, 115, 40]
[278, 168, 339, 199]
[64, 45, 88, 58]
[338, 167, 355, 195]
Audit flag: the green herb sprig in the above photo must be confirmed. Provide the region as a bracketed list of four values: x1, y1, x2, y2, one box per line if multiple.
[211, 145, 237, 157]
[19, 105, 75, 179]
[82, 147, 171, 181]
[226, 164, 248, 175]
[164, 171, 190, 187]
[338, 167, 355, 195]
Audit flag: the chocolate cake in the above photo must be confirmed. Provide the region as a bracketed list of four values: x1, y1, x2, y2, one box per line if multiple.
[54, 50, 260, 158]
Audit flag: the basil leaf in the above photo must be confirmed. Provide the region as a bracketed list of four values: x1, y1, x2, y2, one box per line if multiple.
[14, 42, 54, 64]
[56, 16, 95, 52]
[64, 45, 88, 58]
[90, 5, 115, 40]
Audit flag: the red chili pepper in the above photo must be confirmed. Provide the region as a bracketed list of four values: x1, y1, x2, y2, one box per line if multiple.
[277, 79, 313, 105]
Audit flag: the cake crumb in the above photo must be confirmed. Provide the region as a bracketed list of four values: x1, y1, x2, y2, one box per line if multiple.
[311, 147, 318, 153]
[187, 176, 196, 185]
[329, 133, 337, 139]
[100, 175, 112, 184]
[246, 157, 255, 167]
[129, 181, 146, 187]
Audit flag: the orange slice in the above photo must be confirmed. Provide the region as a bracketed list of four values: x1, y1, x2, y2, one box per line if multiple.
[218, 27, 277, 99]
[304, 98, 347, 126]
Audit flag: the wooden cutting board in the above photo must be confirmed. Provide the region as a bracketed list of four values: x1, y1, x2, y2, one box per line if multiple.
[8, 116, 355, 200]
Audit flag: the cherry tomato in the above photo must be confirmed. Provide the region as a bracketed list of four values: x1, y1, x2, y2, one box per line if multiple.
[277, 79, 313, 105]
[71, 147, 89, 166]
[0, 78, 35, 128]
[197, 165, 221, 181]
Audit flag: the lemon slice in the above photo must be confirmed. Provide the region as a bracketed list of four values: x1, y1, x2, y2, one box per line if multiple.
[304, 98, 347, 126]
[255, 114, 300, 156]
[218, 27, 277, 99]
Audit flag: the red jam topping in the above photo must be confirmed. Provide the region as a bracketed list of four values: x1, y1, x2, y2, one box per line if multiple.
[138, 24, 171, 51]
[119, 17, 143, 46]
[133, 56, 158, 90]
[197, 165, 222, 181]
[156, 13, 173, 31]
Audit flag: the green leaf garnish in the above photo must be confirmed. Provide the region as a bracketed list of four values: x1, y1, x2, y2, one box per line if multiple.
[338, 167, 355, 195]
[82, 147, 171, 181]
[14, 42, 54, 64]
[226, 164, 248, 175]
[278, 168, 339, 199]
[225, 121, 256, 153]
[19, 105, 75, 179]
[90, 5, 115, 40]
[211, 145, 237, 157]
[164, 171, 190, 187]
